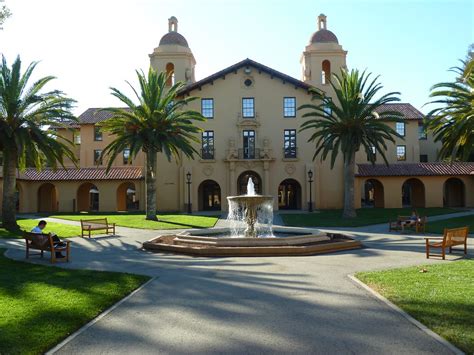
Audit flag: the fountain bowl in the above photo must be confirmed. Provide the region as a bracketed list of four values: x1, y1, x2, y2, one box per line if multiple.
[142, 226, 362, 257]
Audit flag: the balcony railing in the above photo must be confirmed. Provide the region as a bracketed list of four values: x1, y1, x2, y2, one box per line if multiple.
[238, 148, 261, 160]
[201, 148, 215, 160]
[283, 147, 298, 159]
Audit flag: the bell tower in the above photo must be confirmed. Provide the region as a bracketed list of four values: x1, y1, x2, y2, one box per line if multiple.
[149, 16, 196, 85]
[300, 14, 347, 90]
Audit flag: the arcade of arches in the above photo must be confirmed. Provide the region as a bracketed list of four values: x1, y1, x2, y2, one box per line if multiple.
[77, 183, 99, 212]
[358, 176, 472, 209]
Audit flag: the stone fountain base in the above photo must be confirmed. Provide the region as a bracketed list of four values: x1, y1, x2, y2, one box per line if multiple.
[142, 226, 362, 257]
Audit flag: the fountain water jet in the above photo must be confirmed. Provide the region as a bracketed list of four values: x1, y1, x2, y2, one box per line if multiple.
[227, 178, 274, 238]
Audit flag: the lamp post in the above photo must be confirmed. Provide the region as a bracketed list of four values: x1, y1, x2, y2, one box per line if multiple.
[186, 171, 192, 214]
[307, 169, 313, 212]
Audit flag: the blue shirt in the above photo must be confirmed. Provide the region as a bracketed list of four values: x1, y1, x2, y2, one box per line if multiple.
[31, 226, 43, 234]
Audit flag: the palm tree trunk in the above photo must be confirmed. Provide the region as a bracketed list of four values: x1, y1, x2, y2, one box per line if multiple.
[1, 147, 19, 230]
[145, 150, 158, 221]
[342, 152, 357, 218]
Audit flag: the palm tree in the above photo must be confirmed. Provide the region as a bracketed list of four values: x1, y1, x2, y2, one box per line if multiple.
[100, 68, 204, 221]
[0, 55, 77, 230]
[299, 69, 403, 218]
[426, 57, 474, 161]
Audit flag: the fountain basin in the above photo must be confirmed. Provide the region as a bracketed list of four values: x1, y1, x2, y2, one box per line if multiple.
[142, 226, 362, 257]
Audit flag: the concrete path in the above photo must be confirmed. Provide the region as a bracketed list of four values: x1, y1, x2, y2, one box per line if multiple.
[2, 215, 472, 354]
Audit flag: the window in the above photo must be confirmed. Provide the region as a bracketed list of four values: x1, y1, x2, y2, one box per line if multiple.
[123, 148, 131, 165]
[396, 145, 406, 161]
[420, 154, 428, 162]
[283, 97, 296, 118]
[323, 98, 332, 116]
[367, 145, 376, 162]
[396, 122, 405, 136]
[242, 98, 255, 118]
[243, 130, 256, 159]
[73, 130, 81, 144]
[165, 62, 175, 86]
[322, 60, 331, 84]
[0, 151, 3, 165]
[284, 129, 297, 158]
[201, 131, 214, 159]
[94, 126, 103, 141]
[418, 123, 427, 139]
[201, 99, 214, 118]
[94, 149, 103, 165]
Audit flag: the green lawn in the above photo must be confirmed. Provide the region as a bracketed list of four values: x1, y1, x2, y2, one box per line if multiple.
[50, 213, 219, 230]
[357, 260, 474, 353]
[0, 248, 149, 354]
[0, 220, 85, 239]
[280, 208, 459, 227]
[426, 215, 474, 234]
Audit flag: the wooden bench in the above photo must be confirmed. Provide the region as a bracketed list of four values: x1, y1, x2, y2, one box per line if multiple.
[24, 231, 71, 264]
[389, 215, 427, 233]
[80, 218, 116, 238]
[425, 226, 469, 260]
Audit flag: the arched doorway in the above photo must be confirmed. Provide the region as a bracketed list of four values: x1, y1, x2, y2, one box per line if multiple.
[402, 178, 425, 208]
[444, 178, 465, 207]
[77, 183, 99, 212]
[38, 183, 58, 212]
[362, 179, 385, 208]
[198, 180, 221, 211]
[278, 179, 302, 210]
[237, 171, 262, 195]
[117, 182, 138, 211]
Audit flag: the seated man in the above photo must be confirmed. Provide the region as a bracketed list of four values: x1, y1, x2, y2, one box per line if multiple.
[31, 220, 66, 259]
[401, 210, 420, 232]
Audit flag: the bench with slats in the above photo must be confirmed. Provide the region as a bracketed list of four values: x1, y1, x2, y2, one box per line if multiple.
[80, 218, 116, 238]
[24, 231, 71, 264]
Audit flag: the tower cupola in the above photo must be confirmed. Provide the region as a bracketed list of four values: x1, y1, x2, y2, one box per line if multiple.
[149, 16, 196, 84]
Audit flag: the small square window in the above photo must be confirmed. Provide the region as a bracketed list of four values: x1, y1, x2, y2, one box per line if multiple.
[367, 146, 376, 161]
[94, 126, 103, 141]
[123, 148, 131, 165]
[396, 145, 406, 161]
[73, 130, 81, 145]
[418, 123, 427, 140]
[396, 122, 405, 137]
[242, 98, 255, 118]
[201, 98, 214, 118]
[94, 149, 103, 165]
[283, 97, 296, 118]
[420, 154, 428, 162]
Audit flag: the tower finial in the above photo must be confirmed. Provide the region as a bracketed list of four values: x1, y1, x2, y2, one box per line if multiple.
[318, 13, 327, 30]
[168, 16, 178, 32]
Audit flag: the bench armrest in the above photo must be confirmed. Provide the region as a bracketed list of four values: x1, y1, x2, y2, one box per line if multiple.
[424, 236, 443, 240]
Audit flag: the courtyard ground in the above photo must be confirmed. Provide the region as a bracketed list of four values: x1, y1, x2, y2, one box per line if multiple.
[0, 248, 148, 354]
[1, 213, 472, 354]
[357, 260, 474, 353]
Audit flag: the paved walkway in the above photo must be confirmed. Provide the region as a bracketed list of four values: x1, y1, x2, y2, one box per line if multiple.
[2, 214, 472, 354]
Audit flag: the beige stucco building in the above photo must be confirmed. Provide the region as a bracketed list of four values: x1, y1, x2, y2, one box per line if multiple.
[1, 15, 474, 215]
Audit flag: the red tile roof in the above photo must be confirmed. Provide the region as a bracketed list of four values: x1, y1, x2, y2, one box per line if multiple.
[13, 167, 144, 181]
[374, 103, 424, 120]
[77, 108, 128, 125]
[357, 163, 474, 177]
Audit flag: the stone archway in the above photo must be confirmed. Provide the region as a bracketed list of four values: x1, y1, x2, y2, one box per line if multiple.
[237, 171, 262, 195]
[444, 178, 465, 207]
[117, 182, 138, 211]
[77, 183, 99, 212]
[37, 183, 58, 212]
[402, 178, 425, 208]
[198, 180, 222, 211]
[362, 179, 385, 208]
[278, 179, 302, 210]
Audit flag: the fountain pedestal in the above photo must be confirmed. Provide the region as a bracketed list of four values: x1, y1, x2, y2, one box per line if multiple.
[227, 195, 274, 238]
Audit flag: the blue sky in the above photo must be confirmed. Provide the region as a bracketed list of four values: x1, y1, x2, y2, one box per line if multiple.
[0, 0, 472, 114]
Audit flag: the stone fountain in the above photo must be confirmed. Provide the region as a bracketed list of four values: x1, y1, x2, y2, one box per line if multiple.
[227, 178, 274, 238]
[143, 178, 362, 256]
